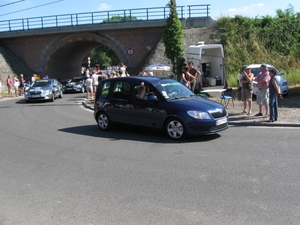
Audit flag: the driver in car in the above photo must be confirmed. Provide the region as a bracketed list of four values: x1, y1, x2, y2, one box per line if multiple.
[136, 82, 146, 99]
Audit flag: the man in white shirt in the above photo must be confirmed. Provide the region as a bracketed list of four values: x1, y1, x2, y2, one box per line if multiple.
[85, 75, 93, 99]
[91, 69, 99, 96]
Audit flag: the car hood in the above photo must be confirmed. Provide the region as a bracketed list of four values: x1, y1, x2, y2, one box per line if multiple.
[166, 96, 225, 111]
[27, 86, 52, 91]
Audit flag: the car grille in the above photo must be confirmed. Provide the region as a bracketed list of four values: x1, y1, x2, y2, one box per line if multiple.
[210, 109, 227, 119]
[210, 123, 228, 132]
[29, 91, 42, 95]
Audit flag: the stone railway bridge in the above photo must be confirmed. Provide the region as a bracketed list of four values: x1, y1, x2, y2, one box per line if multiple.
[0, 5, 215, 80]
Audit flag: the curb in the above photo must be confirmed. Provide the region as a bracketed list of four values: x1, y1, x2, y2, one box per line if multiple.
[82, 101, 299, 128]
[228, 121, 300, 128]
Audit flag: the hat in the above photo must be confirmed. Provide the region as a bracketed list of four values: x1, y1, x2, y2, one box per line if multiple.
[245, 66, 251, 69]
[261, 64, 267, 68]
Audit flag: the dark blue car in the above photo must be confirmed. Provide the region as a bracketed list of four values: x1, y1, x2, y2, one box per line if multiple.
[94, 77, 228, 140]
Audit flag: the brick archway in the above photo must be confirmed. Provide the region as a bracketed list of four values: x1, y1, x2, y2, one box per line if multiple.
[41, 33, 129, 79]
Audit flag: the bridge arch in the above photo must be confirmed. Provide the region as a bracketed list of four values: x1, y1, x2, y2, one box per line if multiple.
[41, 33, 129, 79]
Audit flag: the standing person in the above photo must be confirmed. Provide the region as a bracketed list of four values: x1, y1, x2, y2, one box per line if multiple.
[268, 68, 283, 122]
[13, 75, 20, 97]
[238, 65, 248, 100]
[240, 66, 254, 115]
[19, 74, 25, 96]
[0, 76, 2, 99]
[188, 61, 202, 93]
[43, 73, 49, 79]
[91, 69, 99, 97]
[6, 75, 13, 97]
[85, 75, 93, 99]
[139, 69, 147, 76]
[254, 64, 271, 118]
[181, 66, 196, 91]
[31, 74, 36, 84]
[119, 62, 127, 77]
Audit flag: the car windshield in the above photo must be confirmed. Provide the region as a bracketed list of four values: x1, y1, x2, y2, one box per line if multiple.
[152, 79, 195, 101]
[71, 77, 83, 82]
[251, 67, 278, 77]
[32, 80, 51, 87]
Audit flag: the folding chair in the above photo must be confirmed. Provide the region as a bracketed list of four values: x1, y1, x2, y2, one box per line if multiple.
[220, 88, 234, 107]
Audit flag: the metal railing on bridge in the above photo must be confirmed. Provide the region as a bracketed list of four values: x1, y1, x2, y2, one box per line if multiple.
[0, 4, 210, 32]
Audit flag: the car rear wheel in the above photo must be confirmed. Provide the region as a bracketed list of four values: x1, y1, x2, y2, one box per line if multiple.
[97, 112, 112, 131]
[165, 118, 186, 140]
[81, 86, 85, 93]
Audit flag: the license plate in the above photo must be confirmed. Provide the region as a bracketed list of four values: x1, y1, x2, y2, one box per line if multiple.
[216, 117, 227, 125]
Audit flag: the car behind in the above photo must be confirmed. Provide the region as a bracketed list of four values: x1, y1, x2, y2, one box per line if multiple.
[238, 64, 289, 95]
[93, 77, 228, 140]
[64, 76, 87, 93]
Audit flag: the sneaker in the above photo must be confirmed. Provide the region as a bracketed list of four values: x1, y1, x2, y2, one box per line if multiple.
[255, 112, 263, 116]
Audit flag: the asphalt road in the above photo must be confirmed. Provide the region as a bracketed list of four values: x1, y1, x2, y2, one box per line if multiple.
[1, 93, 300, 225]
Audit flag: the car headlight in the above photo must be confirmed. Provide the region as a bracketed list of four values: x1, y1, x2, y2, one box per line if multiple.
[187, 110, 211, 119]
[44, 90, 51, 94]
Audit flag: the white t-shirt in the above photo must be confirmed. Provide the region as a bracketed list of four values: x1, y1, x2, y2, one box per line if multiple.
[120, 67, 126, 77]
[91, 73, 99, 85]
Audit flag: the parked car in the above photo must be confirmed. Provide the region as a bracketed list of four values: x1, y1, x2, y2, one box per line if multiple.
[238, 64, 289, 95]
[24, 79, 63, 102]
[64, 76, 87, 93]
[60, 78, 71, 92]
[93, 77, 228, 140]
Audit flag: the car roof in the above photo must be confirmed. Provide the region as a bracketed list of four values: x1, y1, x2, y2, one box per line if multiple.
[102, 76, 170, 83]
[244, 64, 275, 69]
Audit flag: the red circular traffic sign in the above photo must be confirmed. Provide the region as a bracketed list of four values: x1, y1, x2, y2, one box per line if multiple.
[127, 48, 134, 55]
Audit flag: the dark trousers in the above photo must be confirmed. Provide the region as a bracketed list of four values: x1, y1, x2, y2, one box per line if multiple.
[269, 94, 278, 121]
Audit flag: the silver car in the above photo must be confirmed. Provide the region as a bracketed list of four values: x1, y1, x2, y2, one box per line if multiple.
[25, 79, 63, 103]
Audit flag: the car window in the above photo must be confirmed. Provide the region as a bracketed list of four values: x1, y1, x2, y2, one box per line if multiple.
[32, 80, 51, 87]
[111, 81, 130, 100]
[153, 80, 194, 101]
[72, 77, 83, 82]
[99, 81, 111, 100]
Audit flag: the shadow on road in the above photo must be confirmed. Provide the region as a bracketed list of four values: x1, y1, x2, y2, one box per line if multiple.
[58, 124, 222, 144]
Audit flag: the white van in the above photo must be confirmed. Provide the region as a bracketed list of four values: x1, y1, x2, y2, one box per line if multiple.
[187, 42, 225, 86]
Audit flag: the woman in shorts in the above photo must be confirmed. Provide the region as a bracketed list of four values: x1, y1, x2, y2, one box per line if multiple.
[240, 66, 254, 115]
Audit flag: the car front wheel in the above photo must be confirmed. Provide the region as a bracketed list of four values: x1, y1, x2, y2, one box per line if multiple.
[50, 93, 55, 102]
[97, 112, 112, 131]
[165, 118, 186, 140]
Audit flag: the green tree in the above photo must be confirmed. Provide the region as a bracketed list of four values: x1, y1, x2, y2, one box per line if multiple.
[162, 0, 185, 79]
[103, 15, 138, 23]
[83, 46, 119, 69]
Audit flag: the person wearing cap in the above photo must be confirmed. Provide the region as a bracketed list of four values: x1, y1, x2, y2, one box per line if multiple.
[240, 66, 254, 115]
[268, 68, 283, 122]
[254, 64, 271, 117]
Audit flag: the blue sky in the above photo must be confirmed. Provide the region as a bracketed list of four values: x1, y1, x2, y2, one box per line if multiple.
[0, 0, 299, 21]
